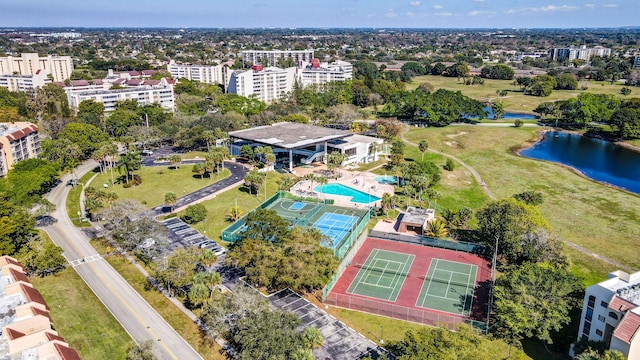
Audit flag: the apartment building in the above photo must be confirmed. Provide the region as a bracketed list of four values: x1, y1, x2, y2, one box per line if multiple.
[574, 270, 640, 359]
[241, 49, 314, 67]
[0, 122, 40, 177]
[66, 78, 175, 112]
[0, 256, 80, 360]
[0, 53, 73, 82]
[0, 71, 51, 92]
[299, 59, 353, 87]
[548, 45, 612, 62]
[167, 60, 224, 85]
[226, 65, 297, 104]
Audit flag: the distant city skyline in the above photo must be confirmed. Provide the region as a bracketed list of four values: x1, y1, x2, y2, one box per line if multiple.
[0, 0, 637, 29]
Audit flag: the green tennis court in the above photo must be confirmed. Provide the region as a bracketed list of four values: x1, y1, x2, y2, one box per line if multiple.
[346, 249, 414, 302]
[265, 198, 322, 223]
[415, 259, 477, 316]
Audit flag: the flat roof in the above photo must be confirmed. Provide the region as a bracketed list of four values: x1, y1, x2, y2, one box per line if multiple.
[228, 123, 351, 150]
[401, 206, 435, 226]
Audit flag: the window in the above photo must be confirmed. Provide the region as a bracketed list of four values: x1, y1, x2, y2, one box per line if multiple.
[586, 308, 593, 321]
[595, 329, 603, 336]
[601, 301, 609, 308]
[598, 315, 605, 322]
[583, 321, 591, 333]
[588, 295, 596, 308]
[609, 312, 619, 320]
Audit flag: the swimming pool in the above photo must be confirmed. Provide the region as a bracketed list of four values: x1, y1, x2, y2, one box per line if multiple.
[314, 183, 380, 204]
[374, 175, 398, 184]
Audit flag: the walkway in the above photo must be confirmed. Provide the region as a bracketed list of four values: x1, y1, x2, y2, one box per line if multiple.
[400, 124, 634, 273]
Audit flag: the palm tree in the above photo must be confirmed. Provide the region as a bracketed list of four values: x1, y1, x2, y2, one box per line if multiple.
[105, 143, 119, 186]
[226, 207, 243, 221]
[168, 154, 182, 169]
[381, 192, 393, 215]
[304, 173, 316, 191]
[165, 192, 177, 212]
[92, 146, 108, 173]
[316, 176, 328, 200]
[193, 163, 206, 180]
[301, 327, 324, 349]
[103, 192, 118, 209]
[188, 282, 209, 307]
[204, 160, 215, 179]
[418, 140, 429, 162]
[117, 152, 142, 184]
[426, 219, 448, 238]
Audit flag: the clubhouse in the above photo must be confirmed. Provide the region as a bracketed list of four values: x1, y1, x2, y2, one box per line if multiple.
[228, 123, 384, 173]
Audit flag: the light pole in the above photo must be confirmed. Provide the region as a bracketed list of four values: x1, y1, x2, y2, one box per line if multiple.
[380, 325, 384, 344]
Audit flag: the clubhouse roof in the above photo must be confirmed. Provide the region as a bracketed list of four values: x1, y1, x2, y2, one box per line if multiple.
[228, 122, 351, 150]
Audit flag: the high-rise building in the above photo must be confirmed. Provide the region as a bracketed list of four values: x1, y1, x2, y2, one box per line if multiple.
[226, 65, 297, 104]
[66, 78, 175, 112]
[241, 50, 314, 67]
[299, 59, 353, 87]
[548, 45, 611, 62]
[0, 71, 51, 92]
[574, 270, 640, 359]
[167, 60, 224, 85]
[0, 122, 40, 177]
[0, 53, 73, 82]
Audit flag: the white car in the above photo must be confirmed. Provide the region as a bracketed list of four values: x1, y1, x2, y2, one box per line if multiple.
[141, 149, 153, 155]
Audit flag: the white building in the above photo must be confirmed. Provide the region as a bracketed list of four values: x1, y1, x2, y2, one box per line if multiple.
[66, 78, 175, 112]
[226, 65, 297, 104]
[0, 72, 51, 92]
[574, 270, 640, 359]
[0, 53, 73, 82]
[167, 60, 224, 85]
[548, 45, 612, 62]
[241, 49, 314, 67]
[299, 59, 353, 87]
[0, 122, 40, 177]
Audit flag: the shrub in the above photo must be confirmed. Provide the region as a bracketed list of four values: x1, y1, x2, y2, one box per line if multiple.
[443, 158, 456, 171]
[514, 119, 524, 127]
[181, 204, 207, 224]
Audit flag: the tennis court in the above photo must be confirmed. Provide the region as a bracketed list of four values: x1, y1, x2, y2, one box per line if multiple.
[265, 198, 322, 224]
[415, 259, 478, 317]
[312, 212, 359, 247]
[346, 249, 414, 302]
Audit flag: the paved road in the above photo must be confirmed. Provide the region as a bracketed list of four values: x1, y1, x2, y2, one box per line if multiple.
[149, 161, 248, 216]
[43, 161, 203, 360]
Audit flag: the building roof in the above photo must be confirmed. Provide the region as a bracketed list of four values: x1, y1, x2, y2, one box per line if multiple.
[610, 295, 638, 313]
[229, 122, 351, 150]
[0, 123, 38, 142]
[400, 206, 435, 226]
[613, 310, 640, 344]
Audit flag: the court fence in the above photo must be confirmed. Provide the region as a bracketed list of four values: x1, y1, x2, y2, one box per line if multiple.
[324, 291, 487, 333]
[321, 228, 369, 302]
[368, 230, 491, 256]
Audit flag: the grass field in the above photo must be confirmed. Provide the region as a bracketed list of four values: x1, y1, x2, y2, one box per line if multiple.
[89, 166, 230, 208]
[31, 232, 132, 359]
[90, 239, 225, 360]
[404, 126, 640, 270]
[409, 75, 640, 113]
[180, 171, 294, 241]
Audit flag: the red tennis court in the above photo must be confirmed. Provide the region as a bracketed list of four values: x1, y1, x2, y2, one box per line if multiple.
[325, 237, 491, 330]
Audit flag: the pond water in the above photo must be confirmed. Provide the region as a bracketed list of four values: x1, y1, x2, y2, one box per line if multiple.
[483, 106, 537, 120]
[520, 132, 640, 194]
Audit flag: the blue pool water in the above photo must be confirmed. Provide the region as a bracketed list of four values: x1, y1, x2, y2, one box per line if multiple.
[374, 175, 398, 184]
[315, 183, 380, 204]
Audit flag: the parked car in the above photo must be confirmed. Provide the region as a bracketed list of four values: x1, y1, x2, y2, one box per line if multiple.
[141, 149, 153, 156]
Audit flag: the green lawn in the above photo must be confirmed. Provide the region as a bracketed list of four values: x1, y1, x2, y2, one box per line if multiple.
[89, 166, 230, 208]
[404, 126, 640, 270]
[31, 233, 132, 359]
[178, 171, 294, 240]
[67, 169, 101, 227]
[90, 239, 226, 360]
[409, 75, 640, 113]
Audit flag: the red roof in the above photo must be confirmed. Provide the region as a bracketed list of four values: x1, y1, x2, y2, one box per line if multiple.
[92, 79, 103, 85]
[69, 80, 89, 87]
[5, 328, 25, 340]
[613, 311, 640, 344]
[20, 284, 49, 310]
[125, 79, 143, 86]
[54, 342, 81, 360]
[3, 124, 37, 142]
[8, 268, 28, 283]
[141, 70, 154, 75]
[610, 295, 637, 313]
[30, 306, 53, 324]
[1, 256, 23, 268]
[144, 79, 161, 85]
[45, 331, 65, 342]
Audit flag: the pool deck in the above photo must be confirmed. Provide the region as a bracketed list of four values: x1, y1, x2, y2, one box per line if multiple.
[291, 165, 394, 208]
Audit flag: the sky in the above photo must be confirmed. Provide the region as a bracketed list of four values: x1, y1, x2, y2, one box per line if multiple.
[0, 0, 638, 29]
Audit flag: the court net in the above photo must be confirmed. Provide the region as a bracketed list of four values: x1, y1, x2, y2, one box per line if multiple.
[354, 263, 410, 278]
[419, 275, 473, 288]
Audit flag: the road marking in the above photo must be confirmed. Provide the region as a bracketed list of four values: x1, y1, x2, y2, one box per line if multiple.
[69, 254, 102, 267]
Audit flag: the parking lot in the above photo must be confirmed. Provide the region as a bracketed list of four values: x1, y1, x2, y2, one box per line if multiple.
[161, 217, 226, 256]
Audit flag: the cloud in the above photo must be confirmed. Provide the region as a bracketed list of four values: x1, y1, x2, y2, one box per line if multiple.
[406, 11, 416, 17]
[504, 5, 579, 14]
[433, 5, 443, 9]
[603, 3, 618, 7]
[385, 9, 398, 17]
[409, 1, 421, 6]
[468, 10, 495, 16]
[472, 0, 485, 2]
[435, 12, 452, 16]
[584, 4, 595, 8]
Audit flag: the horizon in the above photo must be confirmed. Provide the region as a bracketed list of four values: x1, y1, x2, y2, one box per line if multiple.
[1, 0, 637, 29]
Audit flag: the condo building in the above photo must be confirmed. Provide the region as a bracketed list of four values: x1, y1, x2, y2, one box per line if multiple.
[0, 122, 40, 177]
[241, 49, 314, 67]
[167, 60, 224, 85]
[0, 53, 73, 82]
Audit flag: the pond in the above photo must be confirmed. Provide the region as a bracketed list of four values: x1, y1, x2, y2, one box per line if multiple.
[520, 131, 640, 194]
[483, 106, 537, 120]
